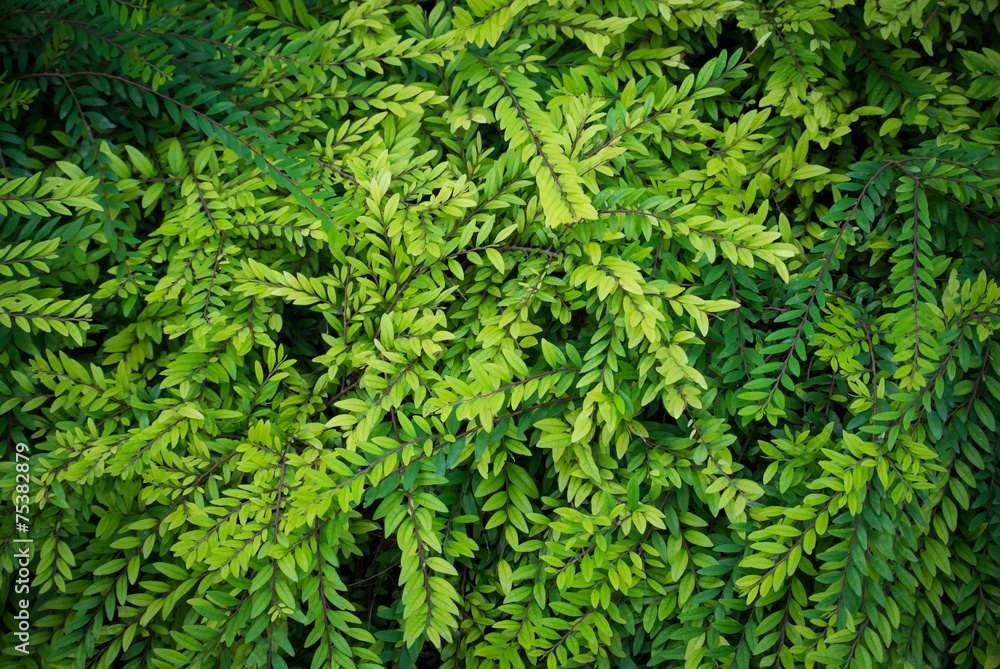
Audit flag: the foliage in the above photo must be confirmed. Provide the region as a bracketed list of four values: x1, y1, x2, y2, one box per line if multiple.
[1, 0, 999, 668]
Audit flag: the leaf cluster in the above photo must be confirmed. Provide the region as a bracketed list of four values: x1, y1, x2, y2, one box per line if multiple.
[1, 0, 999, 668]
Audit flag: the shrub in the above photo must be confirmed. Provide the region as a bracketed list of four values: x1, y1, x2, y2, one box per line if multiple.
[1, 0, 999, 668]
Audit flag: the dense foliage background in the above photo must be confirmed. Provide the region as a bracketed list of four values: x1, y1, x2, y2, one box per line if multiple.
[1, 0, 1000, 667]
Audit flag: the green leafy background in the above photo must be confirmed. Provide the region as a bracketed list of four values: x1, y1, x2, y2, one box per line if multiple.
[1, 0, 999, 667]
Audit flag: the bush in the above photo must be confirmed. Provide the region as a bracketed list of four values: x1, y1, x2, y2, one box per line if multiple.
[2, 0, 1000, 667]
